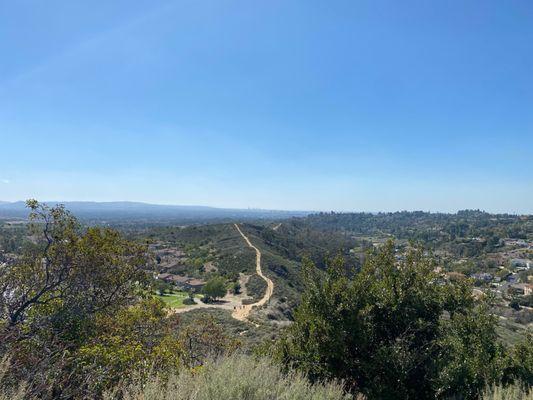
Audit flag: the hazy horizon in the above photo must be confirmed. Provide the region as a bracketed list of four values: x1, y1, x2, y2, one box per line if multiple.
[2, 1, 532, 213]
[0, 199, 530, 216]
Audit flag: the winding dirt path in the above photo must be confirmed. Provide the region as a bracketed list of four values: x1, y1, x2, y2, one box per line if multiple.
[232, 224, 274, 323]
[170, 224, 274, 326]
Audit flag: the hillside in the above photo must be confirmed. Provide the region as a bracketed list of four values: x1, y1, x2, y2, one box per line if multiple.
[135, 221, 363, 325]
[133, 211, 532, 346]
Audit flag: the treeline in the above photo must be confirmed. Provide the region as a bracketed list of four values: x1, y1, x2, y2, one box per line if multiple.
[299, 210, 531, 239]
[291, 211, 532, 256]
[0, 224, 27, 254]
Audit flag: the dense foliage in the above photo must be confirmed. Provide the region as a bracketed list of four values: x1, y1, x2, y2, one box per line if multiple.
[202, 276, 227, 302]
[275, 242, 531, 399]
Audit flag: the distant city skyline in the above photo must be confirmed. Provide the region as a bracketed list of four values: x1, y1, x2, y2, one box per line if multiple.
[1, 1, 532, 213]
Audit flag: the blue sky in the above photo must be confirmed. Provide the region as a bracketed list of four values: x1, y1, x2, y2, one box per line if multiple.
[1, 1, 532, 213]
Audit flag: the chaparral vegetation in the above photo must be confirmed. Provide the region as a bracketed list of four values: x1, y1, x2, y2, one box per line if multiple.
[0, 202, 531, 399]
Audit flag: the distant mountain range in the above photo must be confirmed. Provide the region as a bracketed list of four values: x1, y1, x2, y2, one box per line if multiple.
[0, 201, 310, 223]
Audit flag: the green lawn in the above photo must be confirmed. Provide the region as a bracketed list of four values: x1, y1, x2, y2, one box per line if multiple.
[154, 290, 202, 309]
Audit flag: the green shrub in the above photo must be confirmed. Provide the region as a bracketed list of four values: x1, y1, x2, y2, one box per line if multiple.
[182, 297, 196, 305]
[275, 243, 506, 399]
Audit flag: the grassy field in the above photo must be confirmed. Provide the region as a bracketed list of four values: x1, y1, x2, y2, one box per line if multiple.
[154, 290, 202, 309]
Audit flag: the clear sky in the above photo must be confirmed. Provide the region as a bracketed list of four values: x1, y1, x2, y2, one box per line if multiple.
[1, 1, 532, 213]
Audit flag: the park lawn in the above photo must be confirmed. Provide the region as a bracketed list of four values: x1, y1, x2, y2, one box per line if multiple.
[154, 290, 202, 309]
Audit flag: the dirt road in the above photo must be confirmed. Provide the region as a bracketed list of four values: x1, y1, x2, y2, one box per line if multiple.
[232, 224, 274, 322]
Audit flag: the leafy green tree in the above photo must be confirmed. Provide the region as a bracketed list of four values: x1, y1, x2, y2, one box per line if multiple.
[0, 200, 166, 398]
[434, 304, 506, 399]
[275, 241, 504, 399]
[202, 276, 227, 302]
[1, 200, 149, 329]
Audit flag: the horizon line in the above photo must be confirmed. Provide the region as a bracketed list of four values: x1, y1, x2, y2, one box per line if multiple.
[0, 199, 530, 216]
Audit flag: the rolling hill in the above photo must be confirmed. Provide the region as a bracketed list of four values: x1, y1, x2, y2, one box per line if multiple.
[0, 201, 310, 223]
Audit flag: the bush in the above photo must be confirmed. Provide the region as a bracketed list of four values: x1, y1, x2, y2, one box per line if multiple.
[275, 242, 506, 399]
[182, 298, 196, 305]
[109, 354, 354, 400]
[75, 298, 182, 395]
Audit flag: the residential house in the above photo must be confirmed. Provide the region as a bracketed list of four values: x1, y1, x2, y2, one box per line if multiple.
[156, 273, 206, 291]
[471, 272, 493, 283]
[508, 283, 533, 296]
[511, 258, 531, 270]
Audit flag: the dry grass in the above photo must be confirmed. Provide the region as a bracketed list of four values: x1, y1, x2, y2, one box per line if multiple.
[12, 353, 530, 400]
[482, 384, 533, 400]
[108, 354, 355, 400]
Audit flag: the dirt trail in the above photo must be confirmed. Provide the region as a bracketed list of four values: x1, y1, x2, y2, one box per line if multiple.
[171, 224, 274, 326]
[232, 224, 274, 323]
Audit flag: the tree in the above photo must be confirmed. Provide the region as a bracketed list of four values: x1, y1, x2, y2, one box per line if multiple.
[434, 304, 506, 399]
[1, 200, 149, 328]
[509, 298, 521, 311]
[0, 201, 171, 398]
[275, 241, 504, 400]
[202, 276, 226, 302]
